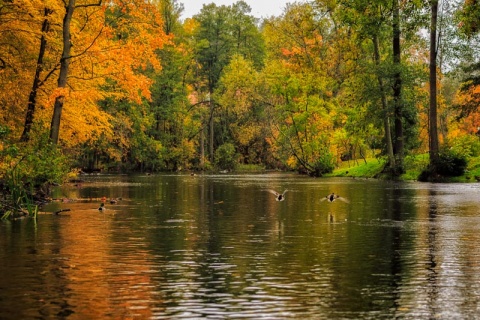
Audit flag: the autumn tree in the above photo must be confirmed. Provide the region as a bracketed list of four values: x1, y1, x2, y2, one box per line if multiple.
[217, 55, 271, 165]
[192, 1, 264, 163]
[334, 0, 429, 177]
[20, 6, 53, 142]
[49, 0, 168, 148]
[454, 0, 480, 123]
[261, 3, 342, 176]
[0, 1, 57, 138]
[79, 0, 172, 171]
[336, 0, 398, 169]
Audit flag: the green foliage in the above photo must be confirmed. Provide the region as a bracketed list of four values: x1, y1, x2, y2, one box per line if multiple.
[434, 149, 468, 177]
[161, 139, 196, 171]
[402, 154, 430, 180]
[214, 143, 238, 170]
[130, 131, 165, 171]
[448, 134, 480, 158]
[1, 131, 68, 218]
[311, 152, 335, 176]
[456, 0, 480, 36]
[419, 149, 468, 181]
[4, 134, 69, 187]
[0, 125, 9, 139]
[194, 2, 265, 92]
[327, 158, 385, 178]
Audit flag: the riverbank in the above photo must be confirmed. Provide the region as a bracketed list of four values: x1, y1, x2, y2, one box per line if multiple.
[326, 155, 480, 182]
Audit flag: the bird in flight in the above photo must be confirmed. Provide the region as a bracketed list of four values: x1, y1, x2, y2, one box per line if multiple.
[267, 189, 288, 201]
[321, 192, 349, 203]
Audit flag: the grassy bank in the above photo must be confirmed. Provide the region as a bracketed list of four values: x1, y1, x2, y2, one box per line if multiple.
[326, 154, 480, 182]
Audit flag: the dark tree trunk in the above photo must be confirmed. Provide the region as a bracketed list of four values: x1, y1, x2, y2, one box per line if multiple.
[429, 0, 439, 162]
[372, 35, 395, 170]
[209, 92, 214, 163]
[392, 0, 404, 173]
[20, 8, 52, 142]
[49, 0, 75, 144]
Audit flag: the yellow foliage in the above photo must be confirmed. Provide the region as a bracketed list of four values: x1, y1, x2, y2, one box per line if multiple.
[0, 0, 171, 147]
[286, 156, 297, 169]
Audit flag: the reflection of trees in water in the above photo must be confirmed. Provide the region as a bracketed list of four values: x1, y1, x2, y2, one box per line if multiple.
[427, 189, 439, 319]
[390, 185, 404, 313]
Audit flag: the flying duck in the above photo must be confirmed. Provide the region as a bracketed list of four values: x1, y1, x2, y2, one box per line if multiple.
[321, 192, 349, 203]
[268, 189, 288, 201]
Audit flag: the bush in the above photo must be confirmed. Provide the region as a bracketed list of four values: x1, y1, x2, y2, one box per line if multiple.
[311, 152, 335, 177]
[2, 141, 67, 185]
[1, 132, 70, 218]
[433, 150, 468, 176]
[215, 143, 238, 171]
[419, 149, 468, 181]
[449, 134, 480, 158]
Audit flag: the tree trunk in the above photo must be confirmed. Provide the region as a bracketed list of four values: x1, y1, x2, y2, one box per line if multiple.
[209, 92, 214, 163]
[392, 0, 404, 173]
[429, 0, 439, 163]
[200, 118, 205, 169]
[372, 35, 395, 169]
[20, 8, 52, 142]
[50, 0, 75, 144]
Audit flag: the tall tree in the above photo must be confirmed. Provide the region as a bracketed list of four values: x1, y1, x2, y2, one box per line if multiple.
[193, 1, 264, 163]
[20, 7, 53, 142]
[262, 3, 339, 176]
[429, 0, 440, 163]
[49, 0, 80, 144]
[335, 0, 398, 170]
[392, 0, 404, 173]
[373, 34, 396, 169]
[194, 3, 231, 162]
[44, 0, 169, 145]
[454, 0, 480, 121]
[217, 55, 269, 164]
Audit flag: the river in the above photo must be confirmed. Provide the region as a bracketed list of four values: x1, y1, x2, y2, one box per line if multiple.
[1, 173, 479, 319]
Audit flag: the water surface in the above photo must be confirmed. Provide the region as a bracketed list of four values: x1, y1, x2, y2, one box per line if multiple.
[1, 174, 479, 319]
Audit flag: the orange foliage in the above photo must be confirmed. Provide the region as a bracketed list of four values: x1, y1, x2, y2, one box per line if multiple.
[454, 83, 480, 135]
[0, 0, 171, 146]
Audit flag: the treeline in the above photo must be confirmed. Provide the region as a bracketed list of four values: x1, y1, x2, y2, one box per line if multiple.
[1, 0, 480, 197]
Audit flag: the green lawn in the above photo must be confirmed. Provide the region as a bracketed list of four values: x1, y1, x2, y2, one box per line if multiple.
[326, 158, 385, 178]
[327, 154, 480, 182]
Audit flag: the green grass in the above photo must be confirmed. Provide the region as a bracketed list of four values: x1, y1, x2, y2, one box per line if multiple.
[327, 154, 480, 182]
[449, 156, 480, 182]
[326, 158, 385, 178]
[401, 154, 429, 181]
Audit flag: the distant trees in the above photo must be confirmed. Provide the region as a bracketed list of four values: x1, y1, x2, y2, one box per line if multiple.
[192, 1, 265, 165]
[0, 0, 478, 181]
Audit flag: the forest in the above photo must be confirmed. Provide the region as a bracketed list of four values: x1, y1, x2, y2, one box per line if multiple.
[0, 0, 480, 215]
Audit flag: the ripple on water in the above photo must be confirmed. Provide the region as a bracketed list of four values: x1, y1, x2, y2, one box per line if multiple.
[2, 175, 480, 319]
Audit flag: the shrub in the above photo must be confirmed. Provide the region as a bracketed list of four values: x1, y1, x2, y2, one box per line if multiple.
[433, 150, 468, 176]
[311, 152, 335, 176]
[215, 143, 238, 171]
[419, 149, 468, 181]
[449, 134, 480, 158]
[1, 132, 69, 218]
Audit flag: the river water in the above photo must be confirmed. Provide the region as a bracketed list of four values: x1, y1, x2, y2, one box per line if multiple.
[1, 173, 479, 319]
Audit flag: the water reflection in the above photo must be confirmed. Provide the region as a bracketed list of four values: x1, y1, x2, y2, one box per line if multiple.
[426, 189, 439, 319]
[0, 174, 479, 319]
